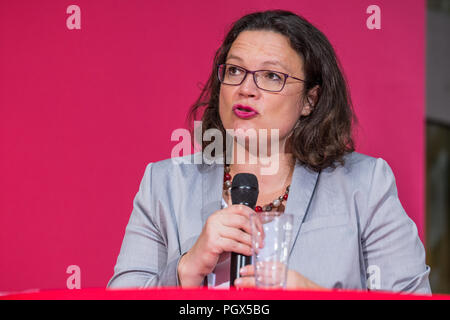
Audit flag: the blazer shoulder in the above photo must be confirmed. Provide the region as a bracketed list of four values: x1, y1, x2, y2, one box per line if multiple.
[322, 151, 378, 176]
[342, 151, 378, 169]
[144, 152, 205, 181]
[342, 152, 394, 177]
[322, 152, 394, 190]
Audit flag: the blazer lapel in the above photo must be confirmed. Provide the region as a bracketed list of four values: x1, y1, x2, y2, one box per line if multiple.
[200, 162, 224, 227]
[284, 161, 321, 256]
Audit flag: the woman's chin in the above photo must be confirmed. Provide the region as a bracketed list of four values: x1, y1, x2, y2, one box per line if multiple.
[227, 120, 261, 133]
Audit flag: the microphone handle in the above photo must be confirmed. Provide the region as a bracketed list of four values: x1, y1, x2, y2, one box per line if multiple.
[230, 252, 252, 286]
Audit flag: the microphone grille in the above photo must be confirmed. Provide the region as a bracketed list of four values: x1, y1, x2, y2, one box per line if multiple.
[230, 173, 259, 208]
[231, 173, 258, 189]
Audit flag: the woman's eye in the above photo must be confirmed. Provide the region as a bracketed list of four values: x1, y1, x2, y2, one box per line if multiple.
[227, 67, 241, 75]
[266, 72, 282, 81]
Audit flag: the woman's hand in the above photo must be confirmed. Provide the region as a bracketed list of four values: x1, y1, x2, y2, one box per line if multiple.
[177, 204, 255, 287]
[234, 264, 324, 290]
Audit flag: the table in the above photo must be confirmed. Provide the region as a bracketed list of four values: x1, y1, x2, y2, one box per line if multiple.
[1, 287, 449, 300]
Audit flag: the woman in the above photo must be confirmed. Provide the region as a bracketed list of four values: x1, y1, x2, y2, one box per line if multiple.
[108, 10, 430, 293]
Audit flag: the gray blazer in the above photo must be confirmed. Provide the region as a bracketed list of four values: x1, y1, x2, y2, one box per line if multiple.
[107, 152, 431, 293]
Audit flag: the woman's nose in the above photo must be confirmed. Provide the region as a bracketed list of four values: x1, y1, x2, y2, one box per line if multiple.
[238, 73, 259, 97]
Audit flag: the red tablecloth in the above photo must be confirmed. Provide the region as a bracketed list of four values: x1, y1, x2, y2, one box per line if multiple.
[1, 288, 449, 300]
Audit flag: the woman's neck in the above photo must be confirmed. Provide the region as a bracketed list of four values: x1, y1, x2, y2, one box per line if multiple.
[226, 140, 295, 196]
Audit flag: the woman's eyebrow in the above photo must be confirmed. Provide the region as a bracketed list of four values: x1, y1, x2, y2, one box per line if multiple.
[226, 54, 289, 71]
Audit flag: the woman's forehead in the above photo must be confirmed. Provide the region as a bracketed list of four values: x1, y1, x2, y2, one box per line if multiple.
[227, 30, 303, 72]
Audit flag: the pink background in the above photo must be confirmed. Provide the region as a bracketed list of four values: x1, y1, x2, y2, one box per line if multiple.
[0, 0, 425, 292]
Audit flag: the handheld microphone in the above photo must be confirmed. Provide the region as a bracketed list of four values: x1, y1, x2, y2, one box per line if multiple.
[229, 173, 259, 287]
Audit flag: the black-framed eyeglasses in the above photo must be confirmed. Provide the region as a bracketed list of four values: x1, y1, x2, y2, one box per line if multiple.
[217, 63, 305, 92]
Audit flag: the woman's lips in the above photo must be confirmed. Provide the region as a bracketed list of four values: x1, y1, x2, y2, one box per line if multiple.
[232, 104, 259, 119]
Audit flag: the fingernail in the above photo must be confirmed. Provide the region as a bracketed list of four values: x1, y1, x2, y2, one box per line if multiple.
[235, 278, 242, 285]
[240, 267, 247, 275]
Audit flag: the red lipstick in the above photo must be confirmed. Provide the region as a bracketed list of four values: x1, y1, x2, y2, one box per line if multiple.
[232, 104, 259, 119]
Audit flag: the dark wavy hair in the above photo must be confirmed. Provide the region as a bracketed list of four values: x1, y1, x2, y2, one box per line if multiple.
[187, 9, 357, 172]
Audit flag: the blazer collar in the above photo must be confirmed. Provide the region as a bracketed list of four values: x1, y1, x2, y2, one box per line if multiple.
[200, 159, 321, 255]
[285, 160, 321, 255]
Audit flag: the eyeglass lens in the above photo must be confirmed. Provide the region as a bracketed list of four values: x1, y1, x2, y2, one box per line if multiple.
[219, 64, 285, 92]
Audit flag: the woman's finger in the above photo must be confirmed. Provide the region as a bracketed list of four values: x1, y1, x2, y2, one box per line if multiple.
[224, 204, 255, 219]
[239, 264, 255, 277]
[220, 214, 252, 235]
[219, 225, 252, 247]
[285, 269, 324, 290]
[234, 276, 256, 288]
[218, 237, 252, 256]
